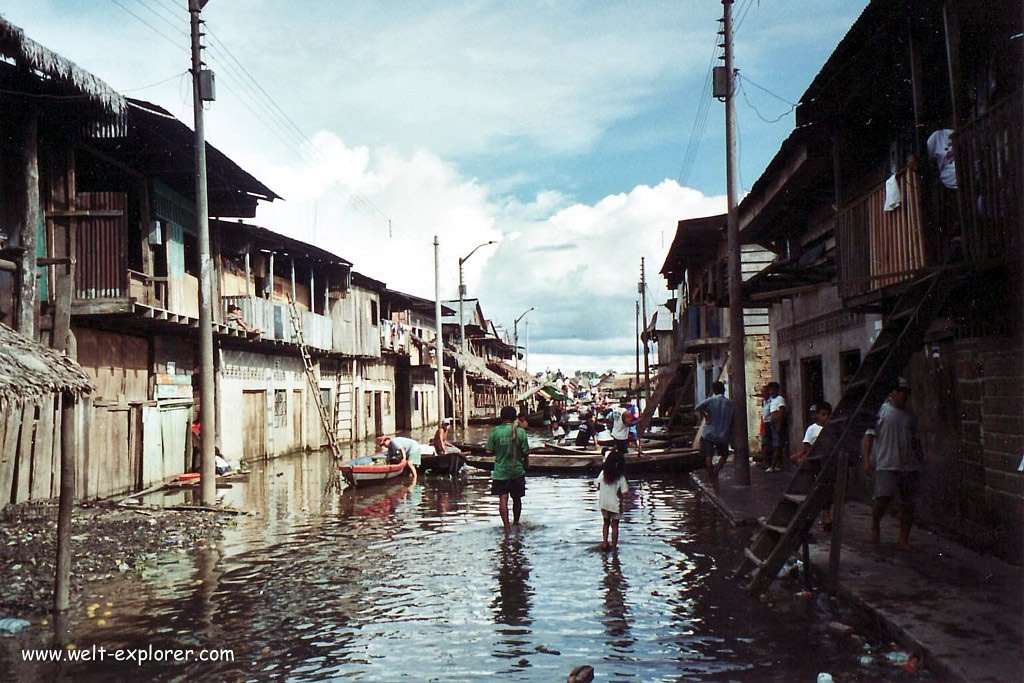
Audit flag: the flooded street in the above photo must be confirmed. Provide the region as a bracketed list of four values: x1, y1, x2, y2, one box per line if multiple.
[8, 429, 887, 681]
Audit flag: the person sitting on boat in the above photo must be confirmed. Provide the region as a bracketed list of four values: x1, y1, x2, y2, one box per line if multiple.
[432, 418, 460, 455]
[575, 412, 600, 449]
[379, 435, 422, 485]
[550, 420, 566, 441]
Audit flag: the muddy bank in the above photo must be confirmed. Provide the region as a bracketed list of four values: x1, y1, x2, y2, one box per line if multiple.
[0, 501, 234, 618]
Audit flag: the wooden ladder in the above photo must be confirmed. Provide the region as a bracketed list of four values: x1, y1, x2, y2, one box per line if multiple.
[734, 269, 958, 594]
[286, 297, 344, 472]
[637, 344, 697, 434]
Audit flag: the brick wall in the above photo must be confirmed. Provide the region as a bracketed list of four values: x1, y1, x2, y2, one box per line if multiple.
[954, 337, 1024, 563]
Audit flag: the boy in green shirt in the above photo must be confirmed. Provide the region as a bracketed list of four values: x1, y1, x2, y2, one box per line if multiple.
[487, 405, 530, 533]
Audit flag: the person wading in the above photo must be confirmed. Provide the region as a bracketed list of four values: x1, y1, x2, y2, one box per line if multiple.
[694, 380, 734, 482]
[487, 406, 530, 533]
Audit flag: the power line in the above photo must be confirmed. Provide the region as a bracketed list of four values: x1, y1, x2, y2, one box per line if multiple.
[677, 31, 722, 186]
[737, 74, 797, 124]
[120, 70, 189, 92]
[740, 73, 799, 106]
[110, 0, 400, 235]
[107, 0, 188, 54]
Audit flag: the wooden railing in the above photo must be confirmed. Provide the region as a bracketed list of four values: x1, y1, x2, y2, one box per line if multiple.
[836, 168, 927, 298]
[222, 295, 333, 351]
[954, 88, 1022, 263]
[681, 304, 726, 345]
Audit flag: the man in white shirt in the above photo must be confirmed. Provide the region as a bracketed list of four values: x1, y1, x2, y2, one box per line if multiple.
[792, 402, 834, 530]
[764, 382, 788, 472]
[607, 396, 637, 454]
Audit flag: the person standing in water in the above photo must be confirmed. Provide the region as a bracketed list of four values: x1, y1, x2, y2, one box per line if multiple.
[594, 447, 629, 551]
[487, 406, 530, 533]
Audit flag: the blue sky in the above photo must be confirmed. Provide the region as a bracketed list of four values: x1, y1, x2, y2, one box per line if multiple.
[6, 0, 868, 372]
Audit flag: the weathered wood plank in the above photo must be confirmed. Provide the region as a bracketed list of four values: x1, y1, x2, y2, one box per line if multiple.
[15, 402, 37, 503]
[0, 408, 19, 506]
[50, 399, 62, 498]
[31, 395, 55, 499]
[51, 273, 74, 352]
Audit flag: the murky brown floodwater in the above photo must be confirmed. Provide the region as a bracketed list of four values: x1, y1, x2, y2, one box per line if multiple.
[5, 427, 894, 681]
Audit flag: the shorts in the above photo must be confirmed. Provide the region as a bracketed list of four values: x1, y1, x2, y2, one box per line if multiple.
[701, 439, 729, 460]
[407, 448, 422, 466]
[873, 470, 921, 502]
[601, 508, 621, 521]
[611, 438, 629, 454]
[491, 475, 526, 499]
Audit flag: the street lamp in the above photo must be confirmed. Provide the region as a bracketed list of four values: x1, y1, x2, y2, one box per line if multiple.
[458, 240, 497, 433]
[513, 307, 534, 373]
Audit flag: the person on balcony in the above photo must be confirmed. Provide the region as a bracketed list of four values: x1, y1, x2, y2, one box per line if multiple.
[226, 304, 261, 335]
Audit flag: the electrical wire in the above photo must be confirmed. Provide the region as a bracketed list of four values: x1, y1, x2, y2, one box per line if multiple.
[107, 0, 188, 54]
[737, 75, 797, 124]
[110, 0, 401, 236]
[120, 71, 189, 92]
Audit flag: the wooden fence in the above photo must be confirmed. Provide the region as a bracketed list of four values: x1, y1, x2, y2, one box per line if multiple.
[1, 397, 191, 507]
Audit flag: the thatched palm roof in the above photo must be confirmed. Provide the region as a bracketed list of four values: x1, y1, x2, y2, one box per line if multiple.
[0, 323, 92, 406]
[0, 16, 125, 115]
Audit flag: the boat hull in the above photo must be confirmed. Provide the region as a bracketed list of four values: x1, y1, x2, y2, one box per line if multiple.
[464, 448, 701, 475]
[340, 453, 408, 487]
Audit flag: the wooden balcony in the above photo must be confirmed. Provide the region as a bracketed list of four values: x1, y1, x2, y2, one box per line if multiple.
[681, 304, 728, 350]
[954, 89, 1022, 263]
[222, 295, 333, 351]
[836, 168, 927, 299]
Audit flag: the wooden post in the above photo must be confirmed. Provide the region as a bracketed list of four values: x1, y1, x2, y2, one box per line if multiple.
[18, 111, 40, 338]
[828, 448, 850, 593]
[244, 251, 252, 298]
[54, 391, 77, 612]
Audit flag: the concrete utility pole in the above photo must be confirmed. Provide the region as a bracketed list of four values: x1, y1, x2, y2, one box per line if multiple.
[190, 0, 217, 504]
[434, 236, 445, 427]
[640, 257, 651, 403]
[723, 0, 751, 485]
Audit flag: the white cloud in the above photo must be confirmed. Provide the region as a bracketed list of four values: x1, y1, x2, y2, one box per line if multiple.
[250, 134, 723, 372]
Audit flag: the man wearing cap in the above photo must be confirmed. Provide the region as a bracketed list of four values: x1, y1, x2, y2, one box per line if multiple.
[379, 434, 422, 484]
[862, 378, 923, 549]
[487, 405, 530, 533]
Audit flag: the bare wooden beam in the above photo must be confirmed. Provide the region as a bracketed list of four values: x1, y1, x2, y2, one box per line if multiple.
[18, 111, 39, 338]
[54, 392, 76, 612]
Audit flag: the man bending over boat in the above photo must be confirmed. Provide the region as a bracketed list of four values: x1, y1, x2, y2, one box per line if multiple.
[379, 435, 422, 484]
[487, 406, 530, 533]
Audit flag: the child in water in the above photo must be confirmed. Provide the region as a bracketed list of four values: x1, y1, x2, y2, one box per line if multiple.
[594, 447, 629, 551]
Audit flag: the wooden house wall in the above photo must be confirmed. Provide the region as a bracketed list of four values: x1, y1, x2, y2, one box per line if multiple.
[74, 327, 148, 402]
[330, 285, 381, 358]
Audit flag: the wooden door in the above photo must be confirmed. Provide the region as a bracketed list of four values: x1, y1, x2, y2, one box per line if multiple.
[373, 391, 383, 436]
[242, 390, 266, 460]
[293, 389, 303, 450]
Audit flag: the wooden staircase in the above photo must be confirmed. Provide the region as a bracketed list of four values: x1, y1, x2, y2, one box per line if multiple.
[734, 270, 958, 594]
[637, 346, 696, 434]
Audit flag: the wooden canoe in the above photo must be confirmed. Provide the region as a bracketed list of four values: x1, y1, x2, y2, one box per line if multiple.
[340, 453, 408, 487]
[464, 447, 701, 475]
